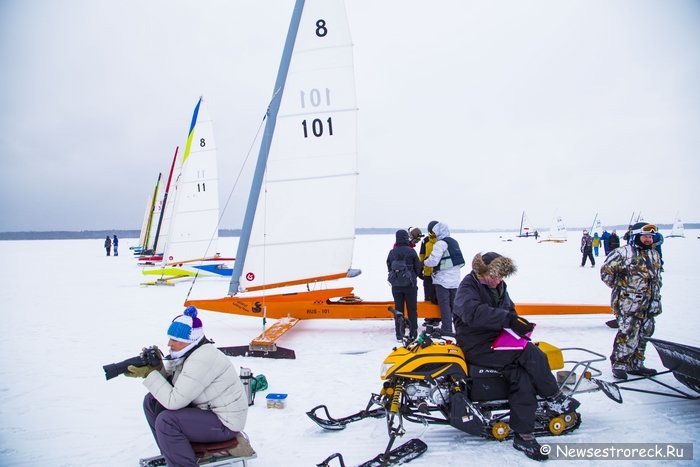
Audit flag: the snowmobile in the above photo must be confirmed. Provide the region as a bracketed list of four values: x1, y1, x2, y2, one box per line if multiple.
[308, 309, 610, 466]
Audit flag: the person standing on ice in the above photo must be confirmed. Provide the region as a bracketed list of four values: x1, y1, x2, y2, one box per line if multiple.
[104, 235, 112, 256]
[386, 229, 422, 340]
[126, 306, 252, 466]
[112, 234, 119, 256]
[601, 222, 663, 380]
[418, 221, 440, 306]
[423, 222, 464, 333]
[580, 230, 595, 267]
[592, 232, 602, 256]
[608, 229, 621, 252]
[452, 252, 579, 461]
[601, 229, 612, 255]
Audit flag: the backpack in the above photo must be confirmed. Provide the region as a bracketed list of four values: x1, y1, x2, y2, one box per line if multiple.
[388, 259, 414, 287]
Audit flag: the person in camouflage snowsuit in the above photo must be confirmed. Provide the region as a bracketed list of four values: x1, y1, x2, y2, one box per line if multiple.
[600, 222, 662, 380]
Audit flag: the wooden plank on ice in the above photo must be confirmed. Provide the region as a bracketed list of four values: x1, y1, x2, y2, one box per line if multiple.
[250, 317, 300, 352]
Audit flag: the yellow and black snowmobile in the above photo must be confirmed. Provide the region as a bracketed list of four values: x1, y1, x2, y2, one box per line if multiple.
[308, 309, 611, 466]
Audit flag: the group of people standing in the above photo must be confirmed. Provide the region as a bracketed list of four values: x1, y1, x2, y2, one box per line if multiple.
[104, 234, 119, 256]
[387, 220, 664, 461]
[386, 221, 465, 340]
[580, 228, 623, 266]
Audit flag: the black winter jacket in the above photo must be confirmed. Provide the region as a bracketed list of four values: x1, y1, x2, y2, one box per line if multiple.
[386, 231, 422, 287]
[452, 272, 516, 354]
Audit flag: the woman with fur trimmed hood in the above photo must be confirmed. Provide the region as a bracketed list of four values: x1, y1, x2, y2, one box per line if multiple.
[453, 252, 578, 461]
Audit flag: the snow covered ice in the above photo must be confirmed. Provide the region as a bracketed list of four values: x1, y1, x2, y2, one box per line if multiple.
[0, 230, 698, 466]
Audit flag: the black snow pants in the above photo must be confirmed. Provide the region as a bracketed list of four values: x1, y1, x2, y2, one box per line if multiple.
[465, 342, 559, 434]
[581, 246, 595, 266]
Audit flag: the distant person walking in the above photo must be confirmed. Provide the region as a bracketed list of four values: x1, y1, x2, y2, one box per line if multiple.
[601, 222, 663, 380]
[608, 230, 621, 253]
[601, 229, 612, 255]
[592, 232, 602, 257]
[104, 235, 112, 256]
[113, 235, 119, 256]
[386, 229, 422, 340]
[580, 230, 595, 267]
[423, 222, 465, 334]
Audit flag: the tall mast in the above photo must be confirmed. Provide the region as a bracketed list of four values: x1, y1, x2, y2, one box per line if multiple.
[519, 211, 524, 236]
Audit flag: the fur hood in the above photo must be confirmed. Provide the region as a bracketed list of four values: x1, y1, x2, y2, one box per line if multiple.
[472, 252, 517, 278]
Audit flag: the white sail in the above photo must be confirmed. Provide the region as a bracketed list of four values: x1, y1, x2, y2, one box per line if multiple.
[592, 216, 603, 236]
[135, 193, 154, 251]
[145, 181, 164, 252]
[161, 97, 220, 263]
[232, 0, 358, 292]
[542, 215, 567, 242]
[669, 213, 685, 238]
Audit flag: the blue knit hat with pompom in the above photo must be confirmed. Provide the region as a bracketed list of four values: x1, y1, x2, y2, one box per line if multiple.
[167, 306, 204, 343]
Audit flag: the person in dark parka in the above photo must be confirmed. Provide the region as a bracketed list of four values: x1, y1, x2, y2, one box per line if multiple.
[452, 252, 579, 461]
[386, 229, 422, 340]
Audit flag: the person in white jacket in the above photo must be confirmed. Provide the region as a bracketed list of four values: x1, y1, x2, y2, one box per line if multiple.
[423, 222, 465, 333]
[126, 306, 249, 467]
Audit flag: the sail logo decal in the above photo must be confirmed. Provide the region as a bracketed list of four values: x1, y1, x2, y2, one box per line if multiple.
[246, 272, 255, 281]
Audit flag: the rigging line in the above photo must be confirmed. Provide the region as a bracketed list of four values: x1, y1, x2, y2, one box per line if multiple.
[184, 109, 270, 301]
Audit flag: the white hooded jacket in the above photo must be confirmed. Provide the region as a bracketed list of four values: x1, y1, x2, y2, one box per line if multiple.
[423, 222, 463, 289]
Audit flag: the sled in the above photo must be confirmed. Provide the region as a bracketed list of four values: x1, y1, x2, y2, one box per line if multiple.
[138, 433, 256, 466]
[218, 317, 299, 359]
[590, 337, 700, 402]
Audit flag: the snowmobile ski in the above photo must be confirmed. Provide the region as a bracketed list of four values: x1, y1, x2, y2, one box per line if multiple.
[358, 438, 428, 467]
[316, 439, 427, 467]
[591, 377, 623, 403]
[307, 404, 385, 430]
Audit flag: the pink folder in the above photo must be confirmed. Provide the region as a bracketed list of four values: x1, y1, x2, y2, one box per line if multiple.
[491, 325, 535, 350]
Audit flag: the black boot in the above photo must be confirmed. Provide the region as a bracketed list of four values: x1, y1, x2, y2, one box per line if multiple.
[612, 368, 628, 380]
[628, 366, 657, 377]
[513, 433, 548, 461]
[605, 319, 619, 329]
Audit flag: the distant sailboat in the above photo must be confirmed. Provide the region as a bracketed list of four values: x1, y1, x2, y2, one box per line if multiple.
[539, 214, 567, 243]
[517, 211, 537, 238]
[136, 147, 180, 264]
[131, 173, 162, 255]
[668, 213, 685, 238]
[142, 97, 233, 284]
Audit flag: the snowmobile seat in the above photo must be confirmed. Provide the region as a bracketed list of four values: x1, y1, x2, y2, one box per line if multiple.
[467, 364, 510, 401]
[535, 341, 564, 370]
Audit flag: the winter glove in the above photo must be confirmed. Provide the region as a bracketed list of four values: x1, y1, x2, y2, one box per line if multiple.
[508, 315, 535, 338]
[125, 364, 158, 378]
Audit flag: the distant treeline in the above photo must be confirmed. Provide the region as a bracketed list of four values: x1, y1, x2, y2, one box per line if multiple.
[1, 224, 695, 241]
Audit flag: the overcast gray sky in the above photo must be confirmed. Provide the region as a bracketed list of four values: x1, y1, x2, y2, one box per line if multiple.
[1, 0, 699, 232]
